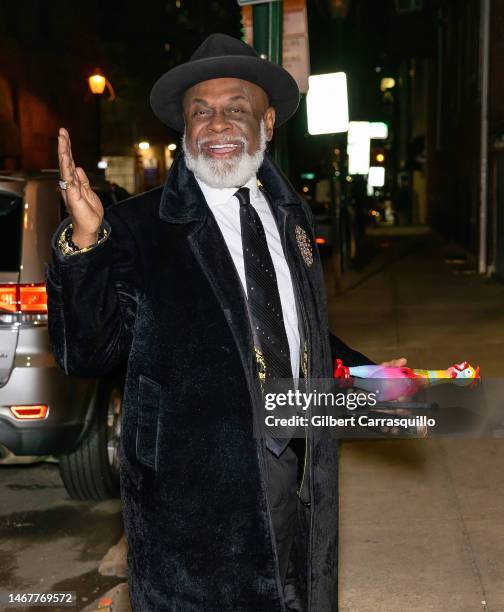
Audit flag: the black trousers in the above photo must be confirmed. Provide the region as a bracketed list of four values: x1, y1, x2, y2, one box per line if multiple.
[265, 442, 309, 611]
[265, 444, 299, 586]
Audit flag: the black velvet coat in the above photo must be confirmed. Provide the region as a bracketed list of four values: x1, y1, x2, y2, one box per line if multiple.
[45, 153, 371, 612]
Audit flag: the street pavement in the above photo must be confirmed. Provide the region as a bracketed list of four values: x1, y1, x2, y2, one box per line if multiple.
[333, 229, 504, 611]
[0, 462, 124, 611]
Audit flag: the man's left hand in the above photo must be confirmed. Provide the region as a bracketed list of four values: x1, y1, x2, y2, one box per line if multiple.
[380, 357, 408, 367]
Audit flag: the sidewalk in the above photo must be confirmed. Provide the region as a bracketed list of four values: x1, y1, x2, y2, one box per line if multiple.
[330, 230, 504, 611]
[84, 230, 504, 612]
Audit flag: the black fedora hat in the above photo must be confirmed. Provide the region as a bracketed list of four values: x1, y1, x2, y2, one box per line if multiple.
[150, 33, 300, 133]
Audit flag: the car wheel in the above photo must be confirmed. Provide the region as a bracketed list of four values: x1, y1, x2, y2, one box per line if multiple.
[58, 374, 123, 501]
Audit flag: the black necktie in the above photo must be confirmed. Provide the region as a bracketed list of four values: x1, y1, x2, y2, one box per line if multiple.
[235, 187, 292, 380]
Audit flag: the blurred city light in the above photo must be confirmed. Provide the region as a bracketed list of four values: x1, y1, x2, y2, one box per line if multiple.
[369, 121, 389, 139]
[88, 70, 107, 95]
[168, 143, 177, 151]
[347, 121, 370, 175]
[380, 77, 396, 92]
[328, 0, 350, 18]
[306, 72, 349, 135]
[138, 141, 150, 150]
[97, 160, 108, 169]
[368, 166, 386, 187]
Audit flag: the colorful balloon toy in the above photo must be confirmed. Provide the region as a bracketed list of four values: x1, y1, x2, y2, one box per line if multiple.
[333, 359, 481, 401]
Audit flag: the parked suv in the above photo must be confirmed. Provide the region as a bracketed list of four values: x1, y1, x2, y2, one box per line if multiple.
[0, 170, 129, 500]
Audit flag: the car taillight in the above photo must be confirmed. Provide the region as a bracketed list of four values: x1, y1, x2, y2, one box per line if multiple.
[0, 283, 48, 314]
[10, 405, 49, 420]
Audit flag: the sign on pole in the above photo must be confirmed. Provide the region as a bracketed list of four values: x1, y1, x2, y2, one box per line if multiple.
[347, 122, 370, 175]
[240, 0, 310, 93]
[369, 122, 389, 139]
[306, 73, 349, 135]
[282, 0, 310, 93]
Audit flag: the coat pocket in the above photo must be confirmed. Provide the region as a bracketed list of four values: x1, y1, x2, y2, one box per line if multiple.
[136, 374, 161, 469]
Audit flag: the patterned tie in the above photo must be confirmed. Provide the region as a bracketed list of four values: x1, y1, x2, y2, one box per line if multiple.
[235, 187, 292, 381]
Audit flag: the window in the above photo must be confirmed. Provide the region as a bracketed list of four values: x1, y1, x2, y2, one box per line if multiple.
[0, 191, 23, 272]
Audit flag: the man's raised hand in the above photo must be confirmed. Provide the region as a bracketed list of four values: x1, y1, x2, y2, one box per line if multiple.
[58, 127, 104, 248]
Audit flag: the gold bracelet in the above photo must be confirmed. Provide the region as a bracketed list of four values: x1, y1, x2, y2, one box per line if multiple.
[58, 223, 109, 257]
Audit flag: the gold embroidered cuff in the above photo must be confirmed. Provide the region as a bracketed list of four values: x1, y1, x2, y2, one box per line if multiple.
[57, 223, 109, 257]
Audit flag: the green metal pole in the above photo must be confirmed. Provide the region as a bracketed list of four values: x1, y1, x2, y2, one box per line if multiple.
[252, 4, 269, 58]
[269, 1, 283, 64]
[269, 2, 288, 174]
[252, 1, 287, 173]
[329, 136, 342, 293]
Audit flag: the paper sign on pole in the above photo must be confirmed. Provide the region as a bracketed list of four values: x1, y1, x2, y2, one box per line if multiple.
[240, 0, 310, 93]
[282, 0, 310, 93]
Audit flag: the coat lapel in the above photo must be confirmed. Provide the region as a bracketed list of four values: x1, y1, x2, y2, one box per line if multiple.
[258, 156, 321, 349]
[157, 151, 320, 386]
[188, 214, 257, 383]
[158, 154, 258, 390]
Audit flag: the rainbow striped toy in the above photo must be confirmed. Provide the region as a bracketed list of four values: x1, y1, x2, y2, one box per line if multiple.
[333, 360, 480, 401]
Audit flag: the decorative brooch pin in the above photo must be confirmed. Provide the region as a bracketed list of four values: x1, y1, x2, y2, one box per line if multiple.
[295, 225, 313, 267]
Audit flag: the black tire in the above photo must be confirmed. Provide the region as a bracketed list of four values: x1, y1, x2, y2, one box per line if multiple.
[59, 374, 124, 501]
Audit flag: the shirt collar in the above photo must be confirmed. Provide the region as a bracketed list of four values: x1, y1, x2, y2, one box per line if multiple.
[197, 175, 260, 209]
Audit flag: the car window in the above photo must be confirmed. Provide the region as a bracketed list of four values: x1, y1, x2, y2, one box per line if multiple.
[0, 191, 23, 271]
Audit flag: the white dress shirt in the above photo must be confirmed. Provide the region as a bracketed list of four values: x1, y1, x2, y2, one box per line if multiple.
[197, 176, 300, 379]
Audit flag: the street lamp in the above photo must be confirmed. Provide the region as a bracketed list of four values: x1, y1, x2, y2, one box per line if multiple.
[88, 72, 106, 95]
[88, 68, 115, 166]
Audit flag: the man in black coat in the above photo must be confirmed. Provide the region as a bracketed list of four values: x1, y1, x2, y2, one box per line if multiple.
[46, 34, 404, 611]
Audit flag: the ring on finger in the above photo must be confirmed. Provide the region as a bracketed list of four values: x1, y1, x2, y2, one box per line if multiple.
[59, 179, 75, 191]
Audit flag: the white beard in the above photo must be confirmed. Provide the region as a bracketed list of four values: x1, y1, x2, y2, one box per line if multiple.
[182, 120, 267, 188]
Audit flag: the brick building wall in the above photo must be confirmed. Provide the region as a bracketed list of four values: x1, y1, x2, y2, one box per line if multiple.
[0, 1, 101, 170]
